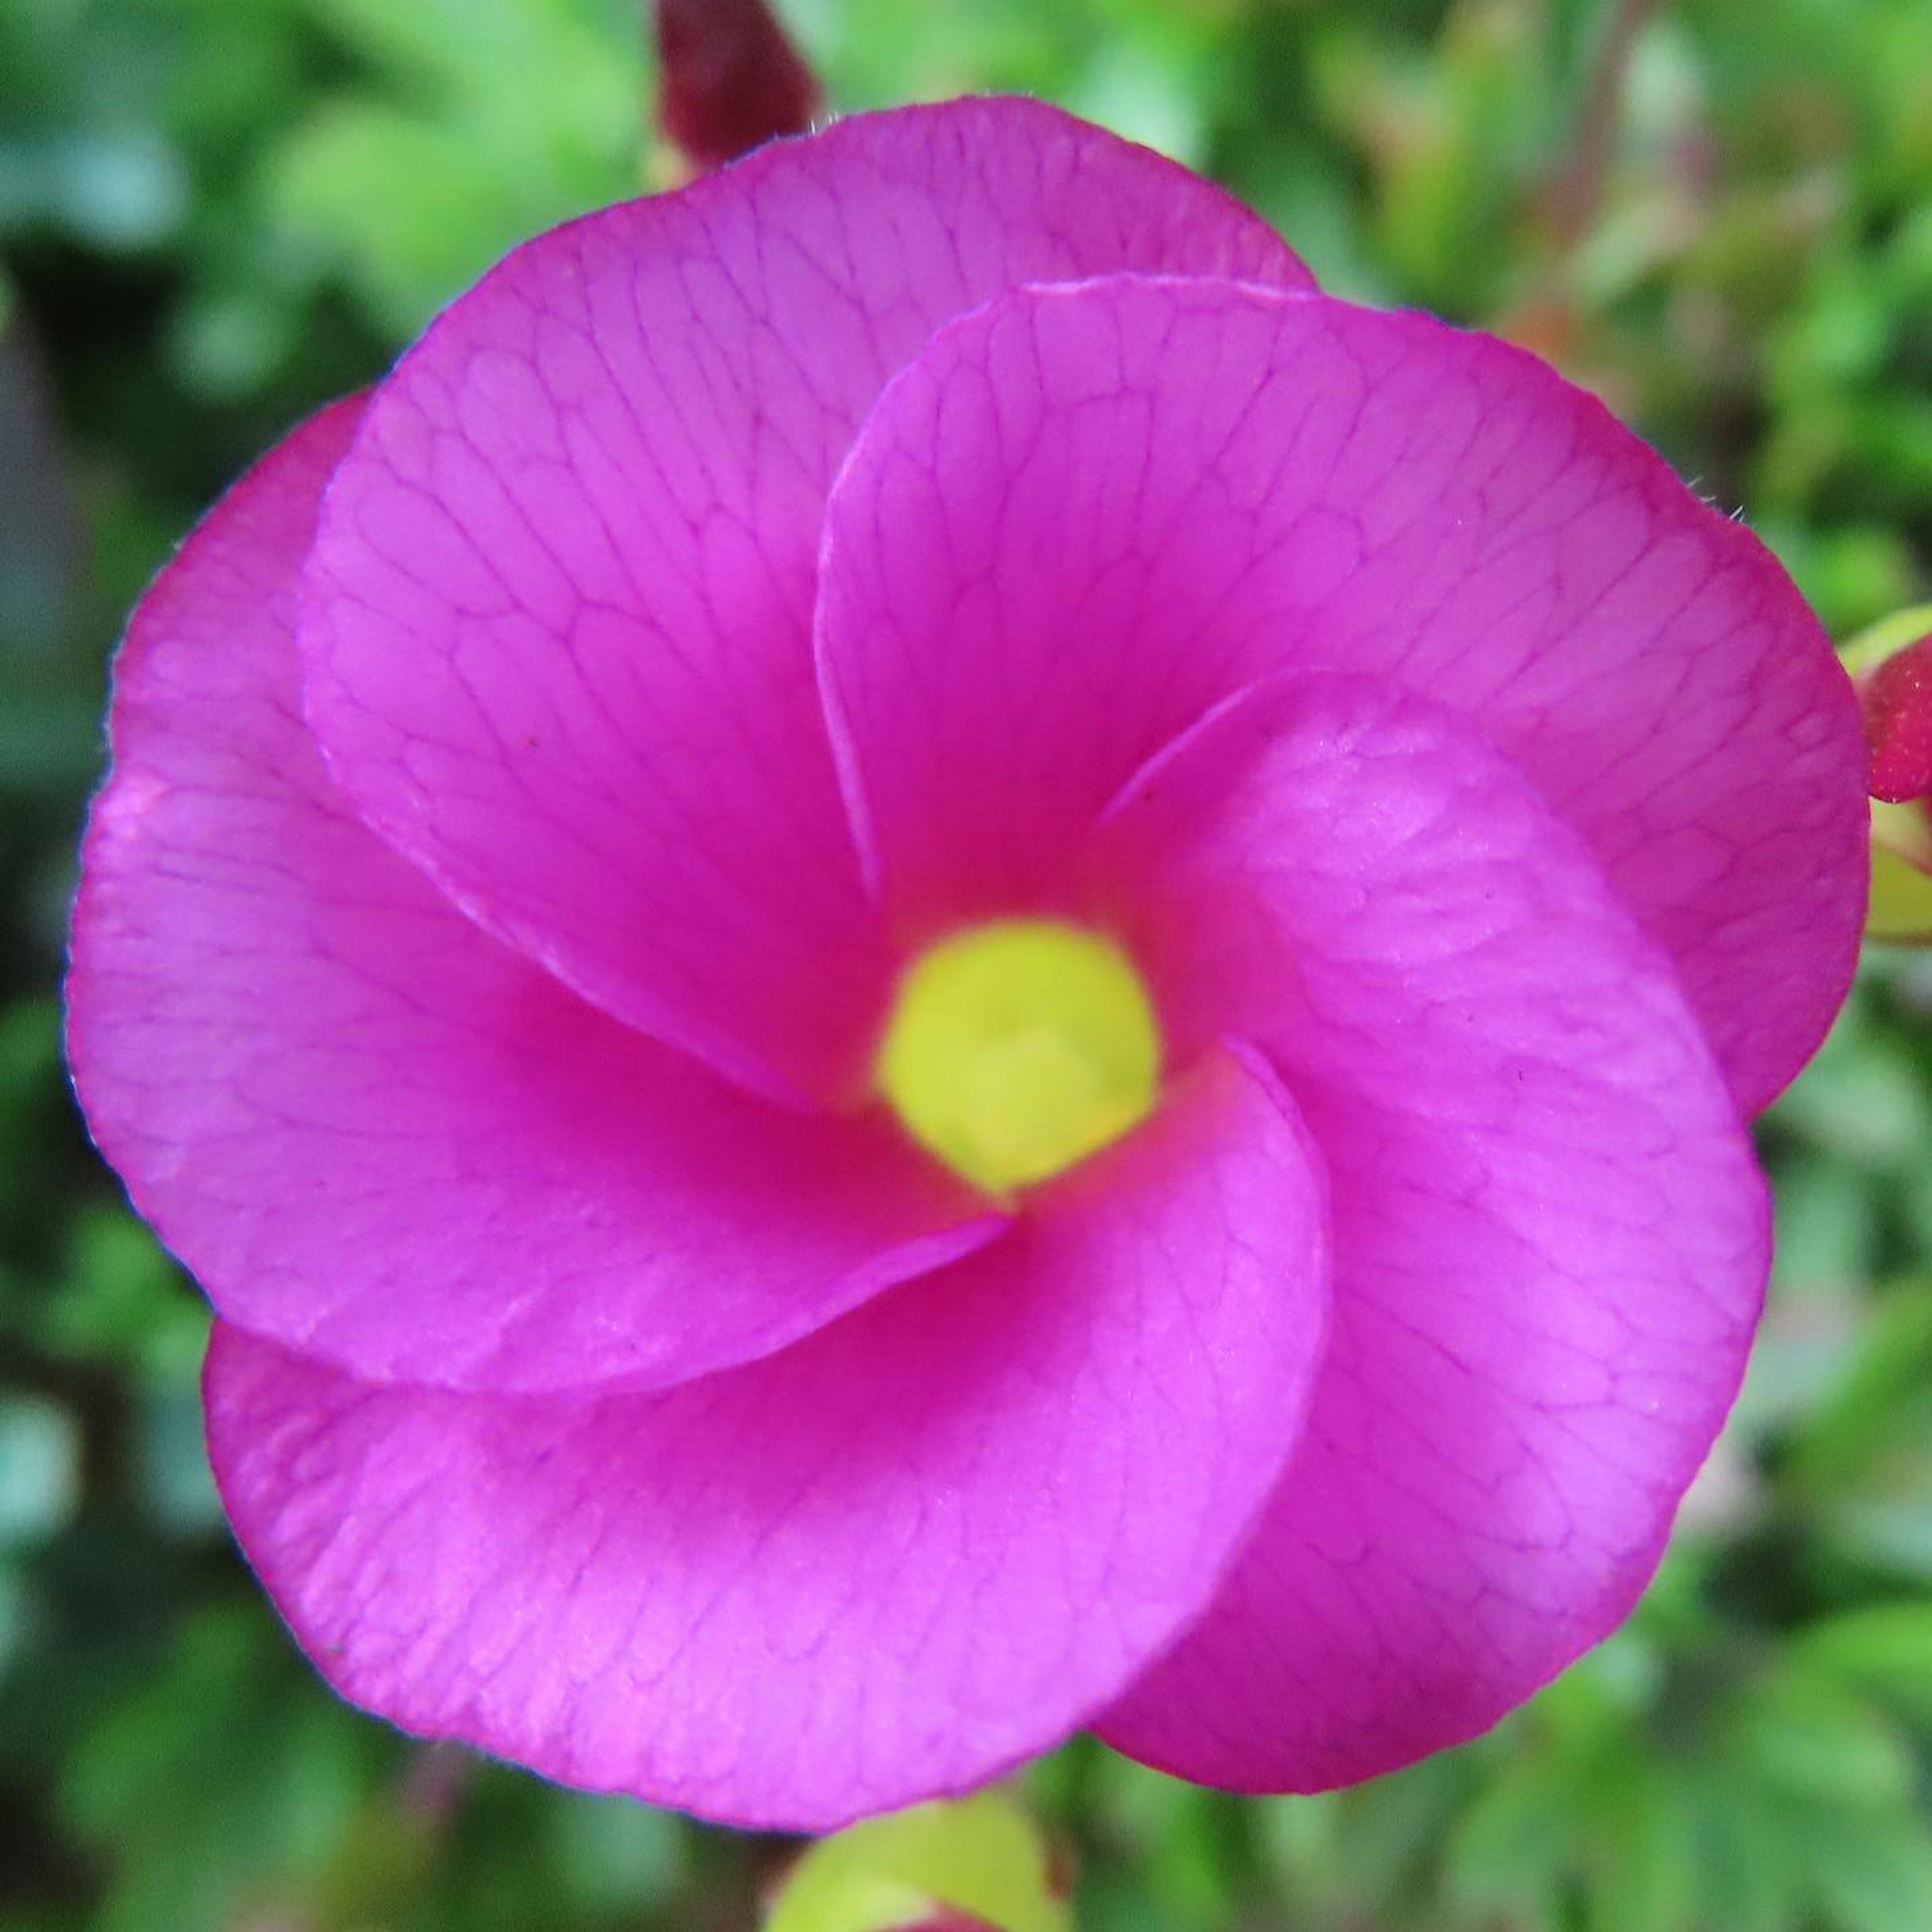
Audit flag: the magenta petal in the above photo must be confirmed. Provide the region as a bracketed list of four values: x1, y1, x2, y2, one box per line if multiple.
[1092, 673, 1769, 1790]
[300, 101, 1311, 1103]
[66, 404, 1004, 1395]
[816, 274, 1864, 1110]
[205, 1050, 1331, 1830]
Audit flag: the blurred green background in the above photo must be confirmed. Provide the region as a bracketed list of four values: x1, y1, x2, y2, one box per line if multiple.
[4, 1, 1931, 1926]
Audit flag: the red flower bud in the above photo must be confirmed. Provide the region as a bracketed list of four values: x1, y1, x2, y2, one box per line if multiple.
[655, 0, 821, 177]
[1859, 629, 1932, 803]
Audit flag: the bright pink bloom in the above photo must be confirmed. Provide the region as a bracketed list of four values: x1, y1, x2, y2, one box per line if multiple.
[67, 99, 1867, 1828]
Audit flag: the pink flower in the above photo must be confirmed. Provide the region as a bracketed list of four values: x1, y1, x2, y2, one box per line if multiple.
[66, 99, 1868, 1829]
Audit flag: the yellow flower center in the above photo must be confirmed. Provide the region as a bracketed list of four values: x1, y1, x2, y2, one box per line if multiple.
[877, 918, 1161, 1196]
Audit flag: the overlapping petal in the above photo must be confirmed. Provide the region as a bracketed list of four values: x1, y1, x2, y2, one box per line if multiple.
[66, 403, 1005, 1395]
[299, 101, 1312, 1104]
[815, 274, 1865, 1109]
[1087, 673, 1770, 1788]
[205, 1050, 1331, 1829]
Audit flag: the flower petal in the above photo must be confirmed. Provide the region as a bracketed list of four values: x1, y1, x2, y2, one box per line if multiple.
[1089, 672, 1769, 1790]
[300, 102, 1311, 1104]
[205, 1049, 1331, 1830]
[815, 275, 1864, 1111]
[66, 403, 1004, 1395]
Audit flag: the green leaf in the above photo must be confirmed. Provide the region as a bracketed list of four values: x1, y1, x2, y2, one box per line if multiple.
[766, 1792, 1069, 1932]
[1685, 1780, 1807, 1932]
[1725, 1669, 1915, 1809]
[0, 1396, 79, 1543]
[1840, 601, 1932, 676]
[266, 101, 545, 336]
[1796, 1603, 1932, 1727]
[1443, 1756, 1576, 1923]
[1805, 1807, 1932, 1932]
[545, 1787, 681, 1912]
[58, 1604, 382, 1932]
[262, 0, 635, 337]
[1789, 1285, 1932, 1491]
[38, 1205, 205, 1376]
[1867, 810, 1932, 948]
[1581, 1754, 1699, 1932]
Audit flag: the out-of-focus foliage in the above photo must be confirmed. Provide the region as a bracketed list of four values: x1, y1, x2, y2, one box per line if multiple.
[2, 2, 1928, 1928]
